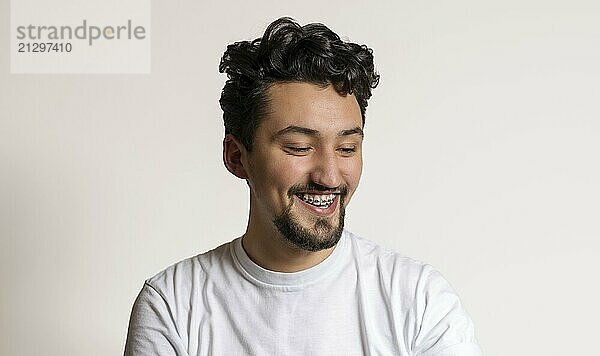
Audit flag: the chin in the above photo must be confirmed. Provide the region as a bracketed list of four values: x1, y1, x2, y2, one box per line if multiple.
[272, 198, 346, 252]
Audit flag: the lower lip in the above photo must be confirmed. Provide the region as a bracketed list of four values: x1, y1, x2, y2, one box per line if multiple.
[293, 195, 339, 217]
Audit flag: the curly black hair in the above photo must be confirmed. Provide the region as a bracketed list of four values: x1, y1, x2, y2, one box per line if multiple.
[219, 17, 380, 151]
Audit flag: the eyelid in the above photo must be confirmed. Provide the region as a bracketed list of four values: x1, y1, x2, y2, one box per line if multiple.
[337, 143, 358, 155]
[338, 147, 356, 153]
[339, 142, 358, 149]
[284, 145, 313, 154]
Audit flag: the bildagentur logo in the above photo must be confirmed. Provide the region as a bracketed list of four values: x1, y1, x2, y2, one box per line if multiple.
[11, 0, 151, 73]
[16, 19, 147, 46]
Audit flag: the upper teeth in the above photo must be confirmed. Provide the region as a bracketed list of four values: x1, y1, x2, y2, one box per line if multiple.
[299, 194, 335, 207]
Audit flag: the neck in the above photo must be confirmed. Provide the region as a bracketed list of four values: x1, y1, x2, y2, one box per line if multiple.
[242, 214, 336, 273]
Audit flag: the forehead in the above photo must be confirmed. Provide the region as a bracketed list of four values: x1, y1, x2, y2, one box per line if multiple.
[260, 82, 362, 136]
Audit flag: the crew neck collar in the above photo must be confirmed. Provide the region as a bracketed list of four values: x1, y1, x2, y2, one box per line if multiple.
[232, 230, 348, 289]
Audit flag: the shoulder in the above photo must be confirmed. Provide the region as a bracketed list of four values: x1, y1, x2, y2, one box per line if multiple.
[144, 239, 236, 301]
[344, 230, 430, 285]
[343, 231, 481, 354]
[343, 230, 465, 312]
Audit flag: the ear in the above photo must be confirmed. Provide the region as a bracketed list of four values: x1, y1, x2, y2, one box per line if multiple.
[223, 134, 249, 179]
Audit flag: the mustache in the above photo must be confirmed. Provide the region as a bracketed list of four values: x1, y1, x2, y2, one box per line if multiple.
[288, 183, 348, 197]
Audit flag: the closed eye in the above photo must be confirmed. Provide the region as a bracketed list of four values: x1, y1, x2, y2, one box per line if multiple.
[285, 146, 312, 154]
[338, 147, 357, 155]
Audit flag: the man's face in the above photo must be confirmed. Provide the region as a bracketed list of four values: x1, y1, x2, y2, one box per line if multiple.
[243, 82, 363, 252]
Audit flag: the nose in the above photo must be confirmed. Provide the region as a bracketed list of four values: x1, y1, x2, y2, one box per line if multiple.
[310, 150, 343, 189]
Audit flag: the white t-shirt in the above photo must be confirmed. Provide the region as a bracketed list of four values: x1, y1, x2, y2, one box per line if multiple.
[125, 230, 482, 355]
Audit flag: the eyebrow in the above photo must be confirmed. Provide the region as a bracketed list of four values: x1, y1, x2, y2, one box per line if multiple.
[272, 125, 364, 140]
[338, 127, 364, 138]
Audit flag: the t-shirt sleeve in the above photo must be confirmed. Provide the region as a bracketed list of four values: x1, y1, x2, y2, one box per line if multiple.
[411, 266, 482, 356]
[124, 282, 189, 356]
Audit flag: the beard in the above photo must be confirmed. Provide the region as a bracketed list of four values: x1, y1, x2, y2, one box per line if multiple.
[272, 184, 348, 252]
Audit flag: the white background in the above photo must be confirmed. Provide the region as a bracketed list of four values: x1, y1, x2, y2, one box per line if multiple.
[1, 0, 599, 355]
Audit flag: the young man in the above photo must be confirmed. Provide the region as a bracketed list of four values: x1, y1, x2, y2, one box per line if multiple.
[125, 17, 482, 355]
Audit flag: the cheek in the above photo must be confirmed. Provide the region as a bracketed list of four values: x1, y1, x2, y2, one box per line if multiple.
[270, 156, 308, 186]
[341, 156, 363, 189]
[251, 151, 307, 196]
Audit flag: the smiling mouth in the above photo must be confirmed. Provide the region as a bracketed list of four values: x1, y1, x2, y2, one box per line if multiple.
[294, 193, 337, 209]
